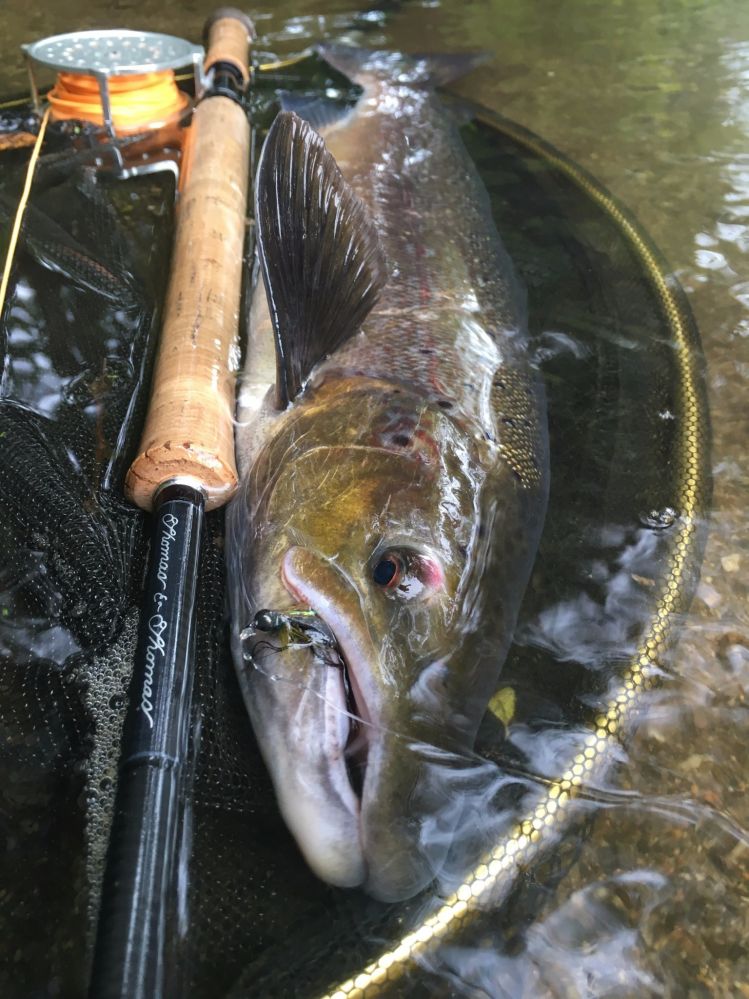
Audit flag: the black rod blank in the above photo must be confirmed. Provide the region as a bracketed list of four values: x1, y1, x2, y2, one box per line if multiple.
[90, 483, 204, 998]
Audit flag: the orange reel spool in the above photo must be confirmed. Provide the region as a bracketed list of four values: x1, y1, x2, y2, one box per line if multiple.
[48, 69, 189, 133]
[22, 28, 204, 144]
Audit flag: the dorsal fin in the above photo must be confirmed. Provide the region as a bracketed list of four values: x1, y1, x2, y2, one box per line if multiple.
[255, 111, 386, 408]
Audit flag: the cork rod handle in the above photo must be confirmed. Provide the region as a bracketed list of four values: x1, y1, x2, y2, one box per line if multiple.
[203, 8, 255, 85]
[125, 10, 253, 512]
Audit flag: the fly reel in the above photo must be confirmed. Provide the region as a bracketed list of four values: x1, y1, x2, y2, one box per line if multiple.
[22, 29, 205, 180]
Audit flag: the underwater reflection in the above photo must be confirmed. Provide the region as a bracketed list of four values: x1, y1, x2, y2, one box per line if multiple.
[519, 525, 665, 669]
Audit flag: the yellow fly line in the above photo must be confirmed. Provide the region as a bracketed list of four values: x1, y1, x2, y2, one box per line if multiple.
[0, 94, 33, 110]
[0, 106, 50, 321]
[181, 48, 315, 83]
[256, 48, 315, 72]
[319, 114, 709, 999]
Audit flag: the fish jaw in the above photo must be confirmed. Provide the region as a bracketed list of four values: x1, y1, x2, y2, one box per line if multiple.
[237, 616, 366, 888]
[265, 659, 366, 888]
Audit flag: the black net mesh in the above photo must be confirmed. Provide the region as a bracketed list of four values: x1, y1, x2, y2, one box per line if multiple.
[0, 69, 709, 999]
[0, 130, 171, 994]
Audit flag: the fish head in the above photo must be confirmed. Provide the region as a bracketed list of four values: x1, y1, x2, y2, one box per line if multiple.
[232, 382, 532, 900]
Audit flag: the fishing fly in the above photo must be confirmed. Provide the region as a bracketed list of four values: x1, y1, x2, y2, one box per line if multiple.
[240, 608, 343, 669]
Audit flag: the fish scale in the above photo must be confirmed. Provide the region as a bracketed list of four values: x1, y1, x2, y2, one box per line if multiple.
[316, 78, 539, 454]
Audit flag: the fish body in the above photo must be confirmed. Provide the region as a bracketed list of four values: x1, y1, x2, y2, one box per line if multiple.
[227, 47, 548, 901]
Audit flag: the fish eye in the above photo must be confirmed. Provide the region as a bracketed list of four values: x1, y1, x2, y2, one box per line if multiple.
[371, 548, 444, 599]
[373, 553, 404, 588]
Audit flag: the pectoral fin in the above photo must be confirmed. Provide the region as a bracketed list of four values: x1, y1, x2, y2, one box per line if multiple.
[255, 111, 386, 408]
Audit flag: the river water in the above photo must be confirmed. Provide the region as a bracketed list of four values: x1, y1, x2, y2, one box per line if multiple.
[1, 1, 748, 996]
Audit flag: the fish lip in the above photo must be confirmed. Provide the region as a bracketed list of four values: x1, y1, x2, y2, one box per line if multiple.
[280, 557, 374, 799]
[242, 626, 365, 886]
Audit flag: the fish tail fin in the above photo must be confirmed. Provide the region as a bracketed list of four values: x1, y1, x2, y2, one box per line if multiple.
[317, 43, 488, 89]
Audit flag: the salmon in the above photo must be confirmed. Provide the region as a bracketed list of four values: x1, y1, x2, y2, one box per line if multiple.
[227, 46, 548, 901]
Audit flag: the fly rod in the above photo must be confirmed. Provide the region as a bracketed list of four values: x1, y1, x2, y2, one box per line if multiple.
[90, 9, 253, 997]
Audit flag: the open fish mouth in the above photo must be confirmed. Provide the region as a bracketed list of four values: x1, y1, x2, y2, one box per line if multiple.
[334, 644, 369, 800]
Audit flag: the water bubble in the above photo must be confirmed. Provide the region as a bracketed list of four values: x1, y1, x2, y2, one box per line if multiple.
[639, 507, 678, 530]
